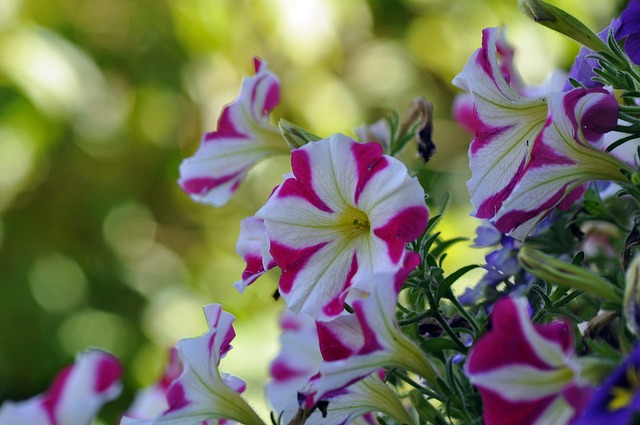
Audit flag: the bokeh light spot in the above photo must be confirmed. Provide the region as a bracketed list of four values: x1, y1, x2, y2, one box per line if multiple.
[28, 253, 88, 313]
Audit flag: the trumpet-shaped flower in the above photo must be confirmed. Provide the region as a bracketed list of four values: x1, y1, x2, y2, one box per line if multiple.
[255, 133, 429, 320]
[0, 349, 122, 425]
[303, 253, 439, 407]
[178, 58, 289, 206]
[267, 311, 414, 425]
[492, 88, 625, 239]
[120, 304, 264, 425]
[466, 297, 592, 425]
[452, 27, 549, 222]
[453, 27, 625, 240]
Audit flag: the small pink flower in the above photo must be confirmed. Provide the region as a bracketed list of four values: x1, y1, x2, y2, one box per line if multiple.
[0, 349, 122, 425]
[178, 58, 289, 206]
[255, 133, 429, 320]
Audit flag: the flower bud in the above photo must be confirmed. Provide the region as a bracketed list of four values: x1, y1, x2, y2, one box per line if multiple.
[278, 119, 321, 149]
[518, 247, 623, 303]
[518, 0, 610, 54]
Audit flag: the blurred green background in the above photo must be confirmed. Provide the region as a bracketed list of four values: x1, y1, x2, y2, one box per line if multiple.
[0, 0, 624, 422]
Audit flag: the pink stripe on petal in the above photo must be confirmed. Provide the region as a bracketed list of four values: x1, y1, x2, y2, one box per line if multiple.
[467, 299, 556, 374]
[278, 150, 333, 213]
[166, 382, 190, 413]
[270, 361, 309, 381]
[528, 138, 576, 168]
[352, 142, 387, 204]
[269, 240, 328, 294]
[557, 184, 587, 211]
[42, 366, 73, 425]
[180, 174, 239, 196]
[563, 88, 618, 144]
[394, 251, 421, 293]
[373, 206, 429, 264]
[205, 108, 248, 141]
[478, 28, 498, 83]
[94, 355, 122, 393]
[317, 322, 358, 361]
[220, 327, 236, 359]
[469, 118, 513, 156]
[481, 389, 555, 425]
[263, 80, 280, 114]
[353, 300, 384, 355]
[322, 254, 358, 317]
[493, 185, 567, 234]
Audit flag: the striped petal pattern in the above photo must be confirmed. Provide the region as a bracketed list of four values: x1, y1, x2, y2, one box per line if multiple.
[466, 297, 592, 425]
[304, 254, 439, 407]
[233, 216, 275, 293]
[255, 133, 428, 320]
[178, 58, 289, 206]
[120, 304, 264, 425]
[453, 27, 625, 240]
[452, 27, 548, 220]
[493, 88, 624, 240]
[0, 349, 122, 425]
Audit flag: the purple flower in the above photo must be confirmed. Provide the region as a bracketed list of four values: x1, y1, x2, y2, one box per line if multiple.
[573, 344, 640, 424]
[566, 0, 640, 89]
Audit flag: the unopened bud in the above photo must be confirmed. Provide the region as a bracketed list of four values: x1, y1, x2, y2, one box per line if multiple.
[518, 0, 611, 54]
[518, 247, 622, 304]
[278, 119, 321, 149]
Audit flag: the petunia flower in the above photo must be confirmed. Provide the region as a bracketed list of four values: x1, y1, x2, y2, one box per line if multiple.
[120, 304, 264, 425]
[460, 221, 533, 304]
[452, 27, 550, 222]
[303, 253, 440, 408]
[491, 88, 626, 240]
[178, 58, 289, 206]
[255, 133, 429, 320]
[233, 216, 276, 294]
[573, 344, 640, 425]
[124, 348, 183, 419]
[0, 349, 122, 425]
[466, 296, 592, 425]
[266, 310, 414, 425]
[453, 27, 627, 240]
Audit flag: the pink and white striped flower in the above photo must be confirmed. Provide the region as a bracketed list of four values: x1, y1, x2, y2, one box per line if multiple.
[255, 133, 429, 320]
[0, 349, 122, 425]
[267, 310, 415, 425]
[452, 27, 626, 240]
[178, 58, 289, 206]
[466, 297, 592, 425]
[120, 304, 264, 425]
[452, 27, 548, 222]
[303, 253, 440, 407]
[492, 88, 626, 239]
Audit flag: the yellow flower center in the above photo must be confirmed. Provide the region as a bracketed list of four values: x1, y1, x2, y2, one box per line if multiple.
[337, 206, 371, 238]
[608, 366, 640, 411]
